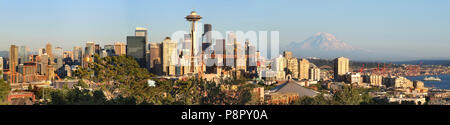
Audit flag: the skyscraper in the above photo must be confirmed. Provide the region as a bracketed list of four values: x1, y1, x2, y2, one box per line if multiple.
[217, 39, 227, 66]
[0, 57, 3, 79]
[39, 54, 49, 78]
[85, 41, 95, 56]
[127, 36, 147, 68]
[73, 46, 83, 64]
[114, 42, 126, 56]
[245, 40, 257, 73]
[162, 37, 177, 76]
[9, 45, 19, 83]
[149, 42, 162, 75]
[83, 41, 95, 67]
[54, 47, 64, 71]
[203, 24, 212, 43]
[299, 58, 310, 80]
[46, 43, 52, 59]
[19, 45, 29, 64]
[334, 57, 349, 82]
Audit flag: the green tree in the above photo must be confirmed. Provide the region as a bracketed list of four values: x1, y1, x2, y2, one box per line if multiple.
[292, 94, 332, 105]
[75, 80, 88, 88]
[28, 84, 33, 91]
[0, 79, 11, 104]
[333, 86, 364, 105]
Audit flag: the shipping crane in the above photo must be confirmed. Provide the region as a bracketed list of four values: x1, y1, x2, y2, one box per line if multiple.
[359, 64, 365, 73]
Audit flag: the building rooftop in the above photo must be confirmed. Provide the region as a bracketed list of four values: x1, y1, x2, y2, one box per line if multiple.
[270, 81, 318, 97]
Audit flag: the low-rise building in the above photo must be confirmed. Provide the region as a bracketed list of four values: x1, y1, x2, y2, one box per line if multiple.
[265, 81, 318, 104]
[383, 76, 413, 89]
[362, 74, 383, 86]
[344, 72, 362, 84]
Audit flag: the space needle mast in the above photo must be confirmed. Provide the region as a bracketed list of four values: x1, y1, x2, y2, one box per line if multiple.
[185, 11, 202, 73]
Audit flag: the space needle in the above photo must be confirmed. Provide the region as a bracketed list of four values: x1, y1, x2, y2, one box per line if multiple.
[185, 11, 202, 73]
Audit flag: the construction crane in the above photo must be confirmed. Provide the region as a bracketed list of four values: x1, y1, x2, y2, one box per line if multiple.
[376, 63, 380, 75]
[387, 62, 392, 75]
[359, 64, 365, 73]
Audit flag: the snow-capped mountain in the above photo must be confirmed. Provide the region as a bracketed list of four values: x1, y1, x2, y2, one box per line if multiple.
[289, 32, 361, 51]
[284, 32, 380, 61]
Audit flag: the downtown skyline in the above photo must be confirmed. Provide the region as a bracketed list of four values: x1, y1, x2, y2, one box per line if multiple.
[1, 0, 450, 60]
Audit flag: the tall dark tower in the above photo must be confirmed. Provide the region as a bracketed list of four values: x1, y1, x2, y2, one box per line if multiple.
[201, 24, 212, 75]
[202, 24, 212, 52]
[185, 11, 202, 73]
[127, 36, 147, 68]
[203, 24, 212, 43]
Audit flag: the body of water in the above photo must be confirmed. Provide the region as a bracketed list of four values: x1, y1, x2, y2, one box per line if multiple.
[406, 74, 450, 90]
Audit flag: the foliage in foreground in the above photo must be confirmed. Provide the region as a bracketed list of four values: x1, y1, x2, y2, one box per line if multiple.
[36, 55, 260, 105]
[0, 79, 11, 104]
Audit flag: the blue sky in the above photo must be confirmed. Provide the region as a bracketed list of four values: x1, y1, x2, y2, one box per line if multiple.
[1, 0, 450, 59]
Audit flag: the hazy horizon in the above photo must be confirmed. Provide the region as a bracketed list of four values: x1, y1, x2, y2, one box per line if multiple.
[1, 0, 450, 61]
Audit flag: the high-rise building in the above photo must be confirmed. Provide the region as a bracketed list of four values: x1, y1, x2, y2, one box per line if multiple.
[201, 24, 213, 75]
[334, 57, 349, 82]
[203, 24, 212, 43]
[9, 45, 19, 83]
[299, 58, 310, 80]
[245, 40, 257, 73]
[274, 55, 286, 80]
[215, 39, 226, 67]
[136, 27, 149, 66]
[286, 58, 298, 79]
[54, 47, 64, 71]
[127, 36, 147, 68]
[229, 32, 246, 76]
[235, 41, 246, 76]
[19, 45, 29, 64]
[83, 41, 95, 67]
[114, 42, 126, 56]
[22, 62, 37, 83]
[284, 51, 298, 79]
[85, 41, 95, 56]
[0, 57, 3, 79]
[73, 46, 83, 64]
[162, 37, 177, 76]
[149, 42, 162, 75]
[46, 43, 52, 59]
[39, 54, 49, 77]
[309, 64, 321, 81]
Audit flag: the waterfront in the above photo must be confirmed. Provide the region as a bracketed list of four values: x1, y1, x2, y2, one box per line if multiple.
[407, 74, 450, 90]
